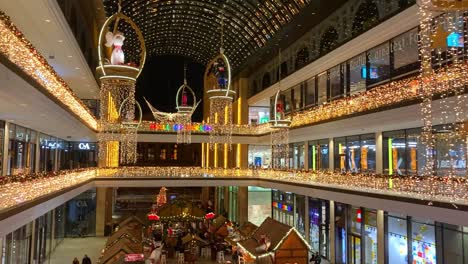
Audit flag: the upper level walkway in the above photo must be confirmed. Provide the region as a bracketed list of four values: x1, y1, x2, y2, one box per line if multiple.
[1, 167, 467, 238]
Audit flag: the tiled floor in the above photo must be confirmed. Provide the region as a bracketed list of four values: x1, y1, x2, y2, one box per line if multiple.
[49, 237, 107, 264]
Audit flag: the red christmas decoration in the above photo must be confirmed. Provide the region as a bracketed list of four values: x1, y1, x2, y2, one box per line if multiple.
[148, 213, 160, 221]
[205, 212, 215, 220]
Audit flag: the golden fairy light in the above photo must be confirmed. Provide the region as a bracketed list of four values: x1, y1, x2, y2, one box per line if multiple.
[0, 11, 98, 130]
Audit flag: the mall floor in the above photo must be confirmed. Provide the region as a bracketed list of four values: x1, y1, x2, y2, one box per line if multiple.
[49, 237, 107, 264]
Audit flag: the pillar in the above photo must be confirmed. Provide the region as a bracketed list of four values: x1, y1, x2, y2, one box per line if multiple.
[201, 187, 210, 205]
[329, 138, 334, 170]
[29, 220, 36, 263]
[34, 132, 40, 173]
[329, 200, 336, 264]
[96, 187, 113, 236]
[237, 186, 248, 225]
[376, 132, 383, 174]
[1, 122, 9, 176]
[377, 210, 385, 264]
[304, 197, 310, 241]
[304, 141, 310, 170]
[53, 146, 59, 171]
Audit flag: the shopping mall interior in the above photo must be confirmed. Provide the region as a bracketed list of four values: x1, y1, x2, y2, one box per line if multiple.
[0, 0, 468, 263]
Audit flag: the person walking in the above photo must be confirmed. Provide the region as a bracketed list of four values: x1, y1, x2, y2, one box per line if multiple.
[82, 254, 92, 264]
[73, 257, 80, 264]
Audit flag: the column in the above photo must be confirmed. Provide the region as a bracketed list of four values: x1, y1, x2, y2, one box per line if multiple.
[34, 132, 40, 173]
[237, 187, 248, 225]
[29, 220, 36, 264]
[329, 138, 334, 170]
[96, 187, 113, 236]
[377, 210, 385, 264]
[53, 147, 59, 171]
[304, 141, 310, 170]
[329, 200, 336, 264]
[375, 132, 383, 174]
[1, 122, 9, 176]
[201, 187, 210, 205]
[304, 197, 310, 242]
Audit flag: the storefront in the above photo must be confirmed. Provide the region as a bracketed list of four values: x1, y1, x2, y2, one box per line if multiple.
[7, 124, 37, 175]
[248, 187, 272, 226]
[65, 189, 97, 237]
[58, 142, 97, 170]
[248, 145, 271, 168]
[308, 139, 329, 171]
[290, 143, 305, 169]
[309, 198, 330, 259]
[39, 134, 58, 172]
[295, 194, 306, 237]
[248, 106, 270, 125]
[272, 190, 294, 227]
[334, 134, 376, 173]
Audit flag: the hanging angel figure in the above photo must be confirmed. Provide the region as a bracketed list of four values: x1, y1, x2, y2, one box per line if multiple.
[105, 31, 125, 65]
[156, 187, 168, 207]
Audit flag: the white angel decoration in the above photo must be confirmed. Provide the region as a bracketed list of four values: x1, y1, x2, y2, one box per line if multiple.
[105, 31, 125, 65]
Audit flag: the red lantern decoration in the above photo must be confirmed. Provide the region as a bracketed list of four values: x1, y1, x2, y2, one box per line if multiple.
[205, 212, 215, 220]
[148, 213, 160, 221]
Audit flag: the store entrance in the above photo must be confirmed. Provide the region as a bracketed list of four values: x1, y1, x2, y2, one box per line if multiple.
[349, 235, 361, 264]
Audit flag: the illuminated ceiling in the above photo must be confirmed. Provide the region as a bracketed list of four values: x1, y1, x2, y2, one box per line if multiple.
[102, 0, 311, 69]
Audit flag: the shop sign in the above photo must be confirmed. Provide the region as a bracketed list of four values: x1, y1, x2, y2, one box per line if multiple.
[124, 254, 144, 262]
[76, 200, 88, 207]
[47, 142, 61, 149]
[78, 143, 91, 150]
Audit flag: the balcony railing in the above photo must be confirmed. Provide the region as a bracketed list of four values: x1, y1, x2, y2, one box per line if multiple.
[1, 167, 467, 215]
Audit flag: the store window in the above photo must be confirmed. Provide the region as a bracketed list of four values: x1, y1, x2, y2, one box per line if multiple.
[282, 90, 292, 114]
[292, 84, 302, 111]
[248, 107, 270, 125]
[305, 76, 316, 107]
[348, 53, 367, 95]
[387, 213, 408, 264]
[383, 128, 422, 176]
[441, 224, 464, 264]
[291, 143, 304, 169]
[248, 145, 271, 168]
[39, 134, 57, 172]
[335, 203, 347, 264]
[411, 218, 436, 264]
[334, 137, 347, 172]
[8, 125, 36, 175]
[329, 64, 343, 101]
[348, 206, 362, 264]
[4, 222, 33, 264]
[295, 195, 306, 237]
[347, 136, 361, 173]
[434, 125, 467, 177]
[392, 28, 419, 76]
[367, 43, 391, 87]
[310, 198, 330, 259]
[317, 72, 328, 104]
[272, 190, 294, 226]
[360, 134, 376, 173]
[364, 209, 378, 264]
[309, 139, 329, 171]
[229, 186, 238, 223]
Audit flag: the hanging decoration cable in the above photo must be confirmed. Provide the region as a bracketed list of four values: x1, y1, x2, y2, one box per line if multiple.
[417, 0, 468, 181]
[270, 49, 291, 169]
[205, 4, 235, 149]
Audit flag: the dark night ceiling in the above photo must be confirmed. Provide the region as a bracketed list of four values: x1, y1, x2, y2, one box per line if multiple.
[102, 0, 312, 70]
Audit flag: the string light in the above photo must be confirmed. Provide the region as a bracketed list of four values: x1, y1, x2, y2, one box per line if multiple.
[0, 11, 97, 130]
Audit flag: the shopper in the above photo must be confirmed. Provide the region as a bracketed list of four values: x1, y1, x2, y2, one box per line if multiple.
[82, 254, 92, 264]
[73, 257, 80, 264]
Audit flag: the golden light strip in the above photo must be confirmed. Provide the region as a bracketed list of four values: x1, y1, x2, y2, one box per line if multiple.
[214, 143, 218, 168]
[2, 167, 468, 213]
[0, 12, 98, 130]
[224, 143, 228, 169]
[201, 143, 205, 168]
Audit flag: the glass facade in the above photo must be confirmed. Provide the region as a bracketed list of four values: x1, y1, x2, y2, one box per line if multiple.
[248, 145, 272, 168]
[7, 124, 37, 175]
[309, 198, 330, 259]
[272, 190, 294, 227]
[308, 139, 329, 171]
[290, 142, 305, 169]
[295, 194, 306, 237]
[334, 134, 376, 173]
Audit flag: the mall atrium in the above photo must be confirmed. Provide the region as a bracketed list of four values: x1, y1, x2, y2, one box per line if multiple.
[0, 0, 468, 263]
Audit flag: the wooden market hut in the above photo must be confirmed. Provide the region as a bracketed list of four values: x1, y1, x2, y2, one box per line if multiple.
[237, 217, 310, 264]
[98, 216, 144, 264]
[225, 221, 258, 245]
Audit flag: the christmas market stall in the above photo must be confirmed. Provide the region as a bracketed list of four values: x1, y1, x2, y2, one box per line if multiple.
[225, 221, 258, 245]
[97, 216, 144, 264]
[237, 217, 310, 264]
